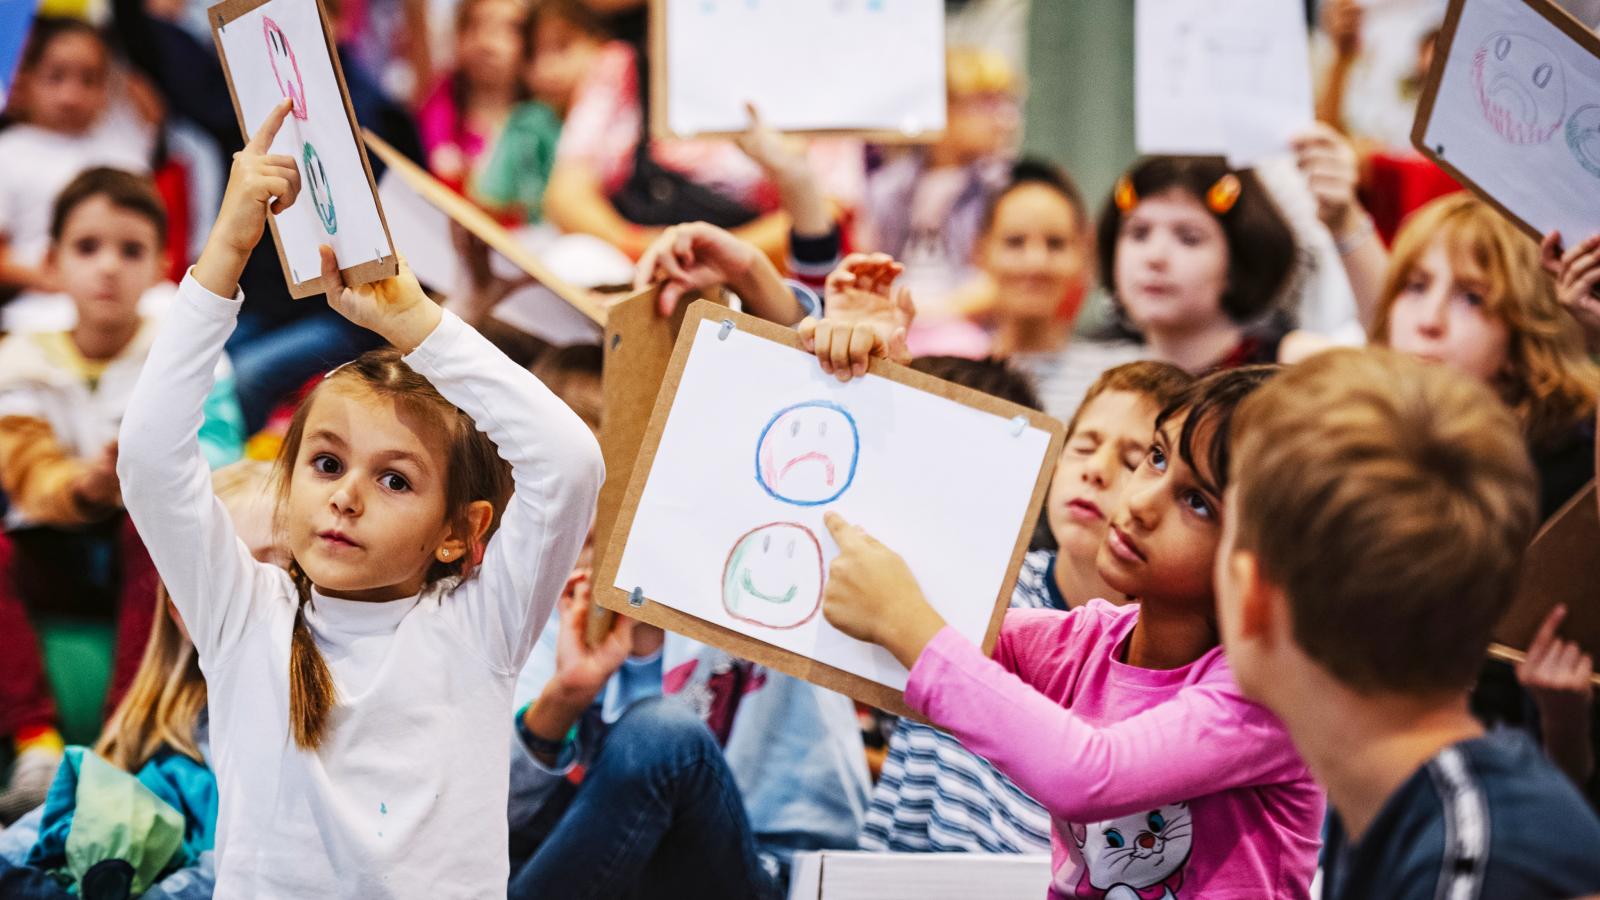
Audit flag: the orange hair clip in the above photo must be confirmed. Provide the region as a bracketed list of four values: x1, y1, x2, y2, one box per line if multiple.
[1113, 174, 1138, 213]
[1206, 173, 1242, 215]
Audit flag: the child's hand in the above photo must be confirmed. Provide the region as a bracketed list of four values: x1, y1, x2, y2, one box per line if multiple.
[821, 512, 946, 669]
[195, 98, 300, 297]
[800, 253, 914, 381]
[1290, 123, 1362, 239]
[1540, 231, 1600, 348]
[1320, 0, 1363, 60]
[633, 222, 765, 316]
[72, 442, 120, 513]
[450, 224, 535, 327]
[734, 103, 810, 186]
[550, 570, 636, 705]
[1519, 604, 1595, 712]
[319, 246, 441, 354]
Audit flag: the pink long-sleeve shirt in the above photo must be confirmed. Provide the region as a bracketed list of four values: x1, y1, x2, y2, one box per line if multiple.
[905, 602, 1324, 899]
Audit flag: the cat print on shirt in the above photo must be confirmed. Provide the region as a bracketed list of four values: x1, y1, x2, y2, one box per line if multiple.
[1068, 802, 1193, 900]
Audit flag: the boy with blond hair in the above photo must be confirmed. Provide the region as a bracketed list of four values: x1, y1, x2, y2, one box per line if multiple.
[1216, 347, 1600, 899]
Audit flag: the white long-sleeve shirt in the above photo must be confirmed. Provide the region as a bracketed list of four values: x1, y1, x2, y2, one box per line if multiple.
[118, 274, 603, 899]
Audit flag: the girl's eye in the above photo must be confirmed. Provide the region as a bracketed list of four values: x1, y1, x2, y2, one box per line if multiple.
[1402, 276, 1427, 294]
[74, 238, 98, 255]
[1460, 290, 1485, 308]
[1182, 489, 1214, 521]
[121, 242, 146, 261]
[1046, 236, 1067, 252]
[1145, 444, 1167, 472]
[1176, 227, 1204, 247]
[1003, 235, 1026, 250]
[311, 454, 341, 475]
[379, 473, 411, 492]
[1126, 222, 1151, 241]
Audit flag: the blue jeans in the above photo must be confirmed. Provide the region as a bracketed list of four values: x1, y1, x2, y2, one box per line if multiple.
[508, 698, 778, 900]
[225, 308, 381, 433]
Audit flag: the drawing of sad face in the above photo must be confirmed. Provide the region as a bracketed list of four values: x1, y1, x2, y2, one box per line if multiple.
[303, 142, 337, 234]
[263, 17, 308, 120]
[721, 522, 824, 629]
[1473, 32, 1566, 144]
[755, 400, 859, 506]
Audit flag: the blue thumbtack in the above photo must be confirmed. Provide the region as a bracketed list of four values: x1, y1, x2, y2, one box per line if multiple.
[718, 319, 735, 340]
[1010, 415, 1027, 437]
[628, 587, 645, 607]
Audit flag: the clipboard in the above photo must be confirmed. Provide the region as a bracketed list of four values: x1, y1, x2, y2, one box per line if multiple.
[592, 300, 1065, 716]
[1491, 481, 1600, 686]
[1412, 0, 1600, 245]
[210, 0, 398, 298]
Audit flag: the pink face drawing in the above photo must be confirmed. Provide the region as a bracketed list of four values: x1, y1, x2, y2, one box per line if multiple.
[263, 17, 308, 120]
[754, 401, 860, 507]
[720, 522, 824, 630]
[1473, 31, 1566, 144]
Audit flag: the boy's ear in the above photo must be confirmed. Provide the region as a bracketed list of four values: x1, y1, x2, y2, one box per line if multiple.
[1229, 548, 1280, 644]
[437, 499, 495, 563]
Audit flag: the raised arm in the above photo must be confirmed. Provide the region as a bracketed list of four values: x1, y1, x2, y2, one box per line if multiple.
[119, 99, 301, 658]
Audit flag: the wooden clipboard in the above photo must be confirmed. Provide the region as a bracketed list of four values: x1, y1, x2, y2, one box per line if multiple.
[646, 0, 944, 143]
[209, 0, 398, 298]
[585, 285, 727, 645]
[1491, 481, 1600, 686]
[361, 130, 607, 325]
[592, 300, 1065, 716]
[1411, 0, 1600, 244]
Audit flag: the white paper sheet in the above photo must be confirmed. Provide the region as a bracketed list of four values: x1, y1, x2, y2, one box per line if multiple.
[1136, 0, 1315, 165]
[663, 0, 945, 136]
[613, 320, 1053, 692]
[1421, 0, 1600, 242]
[215, 0, 391, 284]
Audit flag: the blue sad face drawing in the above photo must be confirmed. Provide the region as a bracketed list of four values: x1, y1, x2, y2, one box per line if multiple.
[1567, 105, 1600, 179]
[1473, 32, 1567, 145]
[303, 142, 337, 235]
[755, 400, 859, 506]
[721, 522, 823, 630]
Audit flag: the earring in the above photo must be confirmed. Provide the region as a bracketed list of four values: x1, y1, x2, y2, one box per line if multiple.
[438, 548, 455, 561]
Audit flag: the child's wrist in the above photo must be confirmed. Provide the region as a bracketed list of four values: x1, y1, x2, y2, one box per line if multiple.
[193, 235, 251, 298]
[384, 301, 444, 355]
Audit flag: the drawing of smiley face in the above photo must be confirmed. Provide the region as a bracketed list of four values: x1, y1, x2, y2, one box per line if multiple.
[754, 400, 859, 506]
[1567, 105, 1600, 179]
[303, 142, 337, 234]
[1473, 32, 1566, 144]
[721, 522, 823, 630]
[263, 17, 308, 120]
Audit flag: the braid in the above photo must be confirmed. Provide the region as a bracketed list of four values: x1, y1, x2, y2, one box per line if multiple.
[287, 562, 337, 750]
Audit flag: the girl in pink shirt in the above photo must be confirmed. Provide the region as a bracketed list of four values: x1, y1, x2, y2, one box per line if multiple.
[821, 366, 1324, 900]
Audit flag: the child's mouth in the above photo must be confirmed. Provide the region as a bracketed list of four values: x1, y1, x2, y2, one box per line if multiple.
[318, 529, 361, 549]
[1066, 498, 1103, 522]
[1106, 525, 1146, 563]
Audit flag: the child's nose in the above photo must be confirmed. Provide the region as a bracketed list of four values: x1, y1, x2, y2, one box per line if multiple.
[329, 480, 361, 515]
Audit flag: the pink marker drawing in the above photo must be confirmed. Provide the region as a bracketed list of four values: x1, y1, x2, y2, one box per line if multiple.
[263, 17, 308, 120]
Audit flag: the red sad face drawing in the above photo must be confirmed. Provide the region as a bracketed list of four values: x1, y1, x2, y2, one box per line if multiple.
[1473, 32, 1566, 144]
[720, 523, 824, 630]
[264, 17, 308, 120]
[754, 400, 859, 506]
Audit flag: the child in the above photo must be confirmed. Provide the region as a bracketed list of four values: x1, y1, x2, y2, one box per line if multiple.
[1371, 194, 1598, 521]
[0, 17, 156, 295]
[0, 168, 243, 782]
[1215, 347, 1600, 898]
[1095, 155, 1315, 372]
[116, 99, 603, 895]
[820, 363, 1324, 898]
[474, 0, 608, 223]
[417, 0, 528, 191]
[861, 47, 1019, 355]
[862, 360, 1192, 855]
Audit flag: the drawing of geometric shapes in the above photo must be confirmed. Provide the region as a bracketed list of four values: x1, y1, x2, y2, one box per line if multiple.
[721, 522, 824, 630]
[1473, 31, 1566, 144]
[754, 400, 860, 506]
[1567, 105, 1600, 179]
[263, 17, 308, 120]
[303, 142, 337, 234]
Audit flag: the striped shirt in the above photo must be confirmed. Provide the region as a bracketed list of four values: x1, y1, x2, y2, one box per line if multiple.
[1009, 341, 1146, 424]
[859, 550, 1065, 854]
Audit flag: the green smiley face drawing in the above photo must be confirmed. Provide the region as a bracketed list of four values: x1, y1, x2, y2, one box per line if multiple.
[303, 141, 337, 234]
[720, 522, 823, 630]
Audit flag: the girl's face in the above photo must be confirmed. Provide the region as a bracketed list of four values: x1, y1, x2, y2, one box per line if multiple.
[1097, 411, 1223, 608]
[939, 90, 1018, 163]
[1047, 390, 1162, 568]
[527, 13, 600, 116]
[980, 184, 1084, 320]
[458, 0, 525, 95]
[1385, 237, 1511, 384]
[1114, 189, 1231, 335]
[286, 381, 457, 602]
[23, 32, 108, 134]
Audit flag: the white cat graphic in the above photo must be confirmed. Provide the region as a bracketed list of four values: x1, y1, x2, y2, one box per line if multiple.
[1066, 802, 1193, 900]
